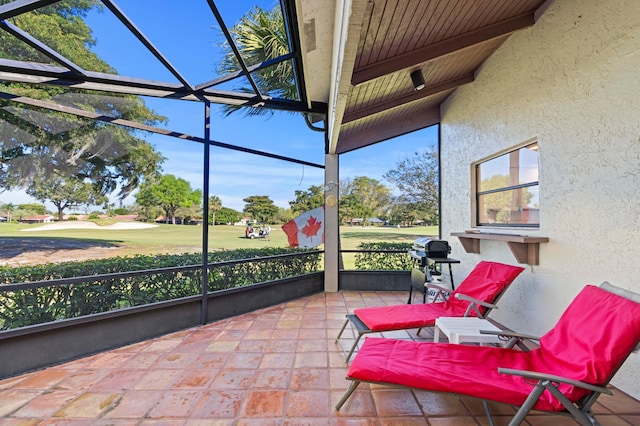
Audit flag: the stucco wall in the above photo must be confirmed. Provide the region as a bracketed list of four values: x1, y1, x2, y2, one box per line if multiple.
[440, 0, 640, 398]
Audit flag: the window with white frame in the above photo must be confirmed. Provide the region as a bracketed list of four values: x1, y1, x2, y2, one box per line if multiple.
[474, 141, 539, 227]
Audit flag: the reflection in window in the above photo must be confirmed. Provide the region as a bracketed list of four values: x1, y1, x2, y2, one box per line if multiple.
[475, 142, 539, 227]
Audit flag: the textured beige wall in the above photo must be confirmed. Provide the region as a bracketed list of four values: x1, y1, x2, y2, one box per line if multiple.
[440, 0, 640, 397]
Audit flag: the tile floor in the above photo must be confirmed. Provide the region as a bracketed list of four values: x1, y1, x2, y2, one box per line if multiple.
[1, 290, 640, 425]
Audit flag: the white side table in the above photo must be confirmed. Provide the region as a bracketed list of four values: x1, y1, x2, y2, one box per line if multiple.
[434, 317, 504, 346]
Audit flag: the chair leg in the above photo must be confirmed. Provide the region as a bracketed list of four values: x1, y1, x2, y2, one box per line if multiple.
[509, 383, 546, 425]
[335, 380, 361, 411]
[345, 333, 363, 363]
[482, 400, 495, 426]
[336, 317, 350, 341]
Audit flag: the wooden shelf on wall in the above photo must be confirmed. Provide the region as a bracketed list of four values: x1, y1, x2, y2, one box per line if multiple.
[451, 232, 549, 265]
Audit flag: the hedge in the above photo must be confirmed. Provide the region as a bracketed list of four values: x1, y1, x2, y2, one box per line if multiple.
[0, 248, 320, 330]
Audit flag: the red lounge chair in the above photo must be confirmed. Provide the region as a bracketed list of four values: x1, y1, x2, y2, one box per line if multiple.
[335, 283, 640, 426]
[336, 261, 525, 361]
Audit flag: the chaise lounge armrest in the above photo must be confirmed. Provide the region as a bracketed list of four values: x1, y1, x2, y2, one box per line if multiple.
[455, 293, 499, 309]
[425, 282, 452, 302]
[480, 330, 540, 350]
[497, 368, 613, 395]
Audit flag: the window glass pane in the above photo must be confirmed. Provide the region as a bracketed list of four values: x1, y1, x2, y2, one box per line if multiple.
[478, 186, 539, 225]
[478, 142, 538, 192]
[519, 143, 539, 184]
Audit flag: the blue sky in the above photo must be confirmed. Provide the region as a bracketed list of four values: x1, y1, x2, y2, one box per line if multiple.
[2, 1, 438, 213]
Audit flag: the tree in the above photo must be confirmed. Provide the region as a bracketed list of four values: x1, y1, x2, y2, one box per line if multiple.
[2, 203, 15, 223]
[208, 195, 222, 225]
[340, 176, 392, 224]
[215, 207, 241, 225]
[243, 195, 278, 223]
[136, 175, 201, 225]
[18, 203, 46, 215]
[217, 5, 295, 116]
[383, 148, 439, 222]
[28, 174, 106, 221]
[0, 1, 166, 207]
[289, 185, 324, 215]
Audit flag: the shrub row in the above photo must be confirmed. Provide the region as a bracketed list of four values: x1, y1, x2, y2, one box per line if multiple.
[0, 248, 321, 330]
[353, 242, 413, 270]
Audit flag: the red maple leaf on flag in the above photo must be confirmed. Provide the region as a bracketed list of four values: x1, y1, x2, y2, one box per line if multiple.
[301, 215, 322, 238]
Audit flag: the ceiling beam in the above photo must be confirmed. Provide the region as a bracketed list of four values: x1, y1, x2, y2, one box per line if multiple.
[342, 73, 473, 124]
[336, 106, 440, 154]
[351, 12, 535, 86]
[0, 59, 326, 114]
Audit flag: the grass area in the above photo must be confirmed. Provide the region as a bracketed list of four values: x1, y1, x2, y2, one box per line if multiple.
[0, 221, 439, 264]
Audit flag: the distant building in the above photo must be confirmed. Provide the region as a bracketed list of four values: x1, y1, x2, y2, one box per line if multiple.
[20, 215, 55, 224]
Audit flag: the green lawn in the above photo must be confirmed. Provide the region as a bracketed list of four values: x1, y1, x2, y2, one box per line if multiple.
[0, 221, 439, 263]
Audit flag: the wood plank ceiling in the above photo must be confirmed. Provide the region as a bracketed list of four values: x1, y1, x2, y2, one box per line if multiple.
[333, 0, 549, 154]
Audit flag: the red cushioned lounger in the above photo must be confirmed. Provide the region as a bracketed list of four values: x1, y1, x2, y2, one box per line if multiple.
[336, 283, 640, 426]
[336, 261, 525, 361]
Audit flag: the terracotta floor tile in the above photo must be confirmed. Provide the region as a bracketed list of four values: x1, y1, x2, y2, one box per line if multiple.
[206, 340, 239, 352]
[155, 352, 199, 369]
[286, 389, 330, 417]
[331, 389, 376, 416]
[54, 392, 120, 417]
[190, 351, 230, 369]
[0, 390, 44, 416]
[413, 391, 471, 416]
[271, 328, 300, 339]
[55, 369, 108, 391]
[88, 351, 138, 368]
[142, 339, 183, 353]
[146, 389, 203, 418]
[430, 416, 484, 425]
[236, 339, 269, 352]
[123, 352, 161, 369]
[259, 352, 295, 369]
[242, 329, 274, 340]
[102, 390, 163, 419]
[297, 338, 328, 352]
[224, 352, 263, 369]
[133, 369, 182, 390]
[11, 390, 80, 418]
[379, 417, 436, 425]
[90, 369, 147, 391]
[212, 369, 255, 389]
[173, 368, 216, 389]
[240, 390, 286, 417]
[370, 388, 423, 417]
[294, 352, 328, 368]
[290, 368, 329, 390]
[190, 389, 245, 418]
[216, 329, 247, 340]
[266, 339, 298, 353]
[251, 368, 291, 389]
[12, 369, 68, 390]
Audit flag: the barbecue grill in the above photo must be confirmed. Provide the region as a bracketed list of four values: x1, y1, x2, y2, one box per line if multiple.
[408, 237, 451, 267]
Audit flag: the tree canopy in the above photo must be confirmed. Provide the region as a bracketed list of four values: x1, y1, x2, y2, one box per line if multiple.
[289, 185, 324, 215]
[0, 0, 166, 211]
[136, 175, 201, 225]
[383, 149, 439, 224]
[217, 5, 295, 116]
[339, 176, 391, 224]
[243, 195, 278, 223]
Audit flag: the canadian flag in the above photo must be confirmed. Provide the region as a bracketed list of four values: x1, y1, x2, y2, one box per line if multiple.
[281, 206, 325, 248]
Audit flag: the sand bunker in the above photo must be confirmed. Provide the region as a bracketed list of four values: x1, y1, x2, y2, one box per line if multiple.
[22, 221, 158, 232]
